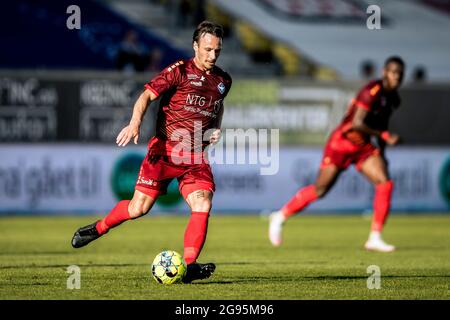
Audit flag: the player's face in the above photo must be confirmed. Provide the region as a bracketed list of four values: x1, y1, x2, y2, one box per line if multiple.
[193, 33, 222, 71]
[383, 62, 404, 90]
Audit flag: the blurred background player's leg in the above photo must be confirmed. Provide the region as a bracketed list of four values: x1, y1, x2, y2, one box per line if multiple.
[359, 155, 395, 252]
[269, 164, 341, 246]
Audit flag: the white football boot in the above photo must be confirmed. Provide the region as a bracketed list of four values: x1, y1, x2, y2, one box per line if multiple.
[269, 211, 286, 247]
[364, 231, 396, 252]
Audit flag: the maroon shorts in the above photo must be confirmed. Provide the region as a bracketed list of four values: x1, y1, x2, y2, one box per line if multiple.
[135, 152, 215, 200]
[321, 129, 380, 171]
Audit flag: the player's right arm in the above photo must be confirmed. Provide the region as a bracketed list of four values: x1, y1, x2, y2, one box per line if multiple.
[350, 82, 400, 146]
[352, 106, 400, 145]
[116, 89, 157, 147]
[116, 60, 183, 147]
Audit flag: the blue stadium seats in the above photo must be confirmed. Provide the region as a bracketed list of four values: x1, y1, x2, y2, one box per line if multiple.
[0, 0, 188, 70]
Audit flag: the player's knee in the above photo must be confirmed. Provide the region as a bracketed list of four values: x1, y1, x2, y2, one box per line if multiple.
[314, 185, 329, 198]
[376, 179, 393, 190]
[374, 176, 389, 186]
[128, 203, 149, 219]
[190, 199, 212, 213]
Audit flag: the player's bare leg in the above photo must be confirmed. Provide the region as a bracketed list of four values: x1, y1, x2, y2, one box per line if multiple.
[360, 155, 395, 252]
[182, 189, 216, 283]
[71, 190, 156, 248]
[269, 164, 341, 246]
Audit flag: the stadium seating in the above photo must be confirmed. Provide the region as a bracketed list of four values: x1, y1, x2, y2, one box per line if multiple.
[210, 0, 450, 81]
[107, 0, 280, 76]
[0, 0, 188, 70]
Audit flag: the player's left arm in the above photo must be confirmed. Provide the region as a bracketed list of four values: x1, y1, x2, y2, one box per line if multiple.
[352, 107, 400, 145]
[209, 106, 224, 144]
[209, 76, 232, 145]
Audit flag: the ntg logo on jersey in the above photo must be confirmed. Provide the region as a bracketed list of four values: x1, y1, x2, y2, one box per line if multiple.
[110, 152, 183, 208]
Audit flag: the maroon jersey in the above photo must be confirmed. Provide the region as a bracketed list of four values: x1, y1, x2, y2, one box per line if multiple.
[144, 59, 232, 156]
[337, 79, 401, 145]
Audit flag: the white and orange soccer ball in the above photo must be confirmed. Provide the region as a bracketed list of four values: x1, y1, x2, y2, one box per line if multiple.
[151, 250, 187, 284]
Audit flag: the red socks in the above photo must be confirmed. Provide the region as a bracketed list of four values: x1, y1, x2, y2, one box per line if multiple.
[96, 200, 131, 235]
[281, 185, 319, 218]
[184, 211, 210, 265]
[371, 180, 394, 232]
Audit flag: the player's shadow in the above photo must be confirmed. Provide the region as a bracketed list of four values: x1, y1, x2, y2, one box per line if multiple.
[219, 261, 329, 266]
[218, 262, 257, 266]
[0, 251, 70, 256]
[0, 263, 148, 269]
[193, 274, 450, 285]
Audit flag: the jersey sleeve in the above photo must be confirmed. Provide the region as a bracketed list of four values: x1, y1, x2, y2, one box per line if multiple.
[223, 73, 233, 97]
[353, 82, 380, 112]
[216, 74, 232, 128]
[144, 61, 183, 97]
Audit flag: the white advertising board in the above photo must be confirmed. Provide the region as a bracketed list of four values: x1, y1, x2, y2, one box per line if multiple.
[0, 145, 448, 214]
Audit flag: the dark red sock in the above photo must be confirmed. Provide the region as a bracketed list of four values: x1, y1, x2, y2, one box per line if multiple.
[96, 200, 131, 235]
[184, 211, 209, 265]
[281, 185, 319, 218]
[371, 181, 394, 232]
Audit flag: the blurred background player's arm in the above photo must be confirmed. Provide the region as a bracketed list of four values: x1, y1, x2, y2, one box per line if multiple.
[352, 107, 400, 145]
[116, 89, 157, 147]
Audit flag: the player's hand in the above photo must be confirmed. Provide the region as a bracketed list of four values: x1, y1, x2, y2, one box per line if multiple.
[209, 129, 222, 145]
[116, 123, 140, 147]
[385, 133, 400, 145]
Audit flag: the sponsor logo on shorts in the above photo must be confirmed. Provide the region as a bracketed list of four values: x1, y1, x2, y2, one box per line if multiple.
[139, 177, 157, 186]
[110, 152, 184, 207]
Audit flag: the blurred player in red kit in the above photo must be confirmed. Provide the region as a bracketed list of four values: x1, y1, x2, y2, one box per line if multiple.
[269, 56, 405, 252]
[72, 21, 232, 283]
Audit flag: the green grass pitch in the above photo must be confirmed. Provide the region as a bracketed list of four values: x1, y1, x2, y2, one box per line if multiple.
[0, 214, 449, 300]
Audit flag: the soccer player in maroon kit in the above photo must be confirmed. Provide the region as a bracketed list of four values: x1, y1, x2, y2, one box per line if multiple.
[269, 56, 405, 252]
[71, 21, 232, 283]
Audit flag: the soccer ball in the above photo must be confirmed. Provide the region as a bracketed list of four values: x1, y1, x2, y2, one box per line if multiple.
[151, 250, 187, 284]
